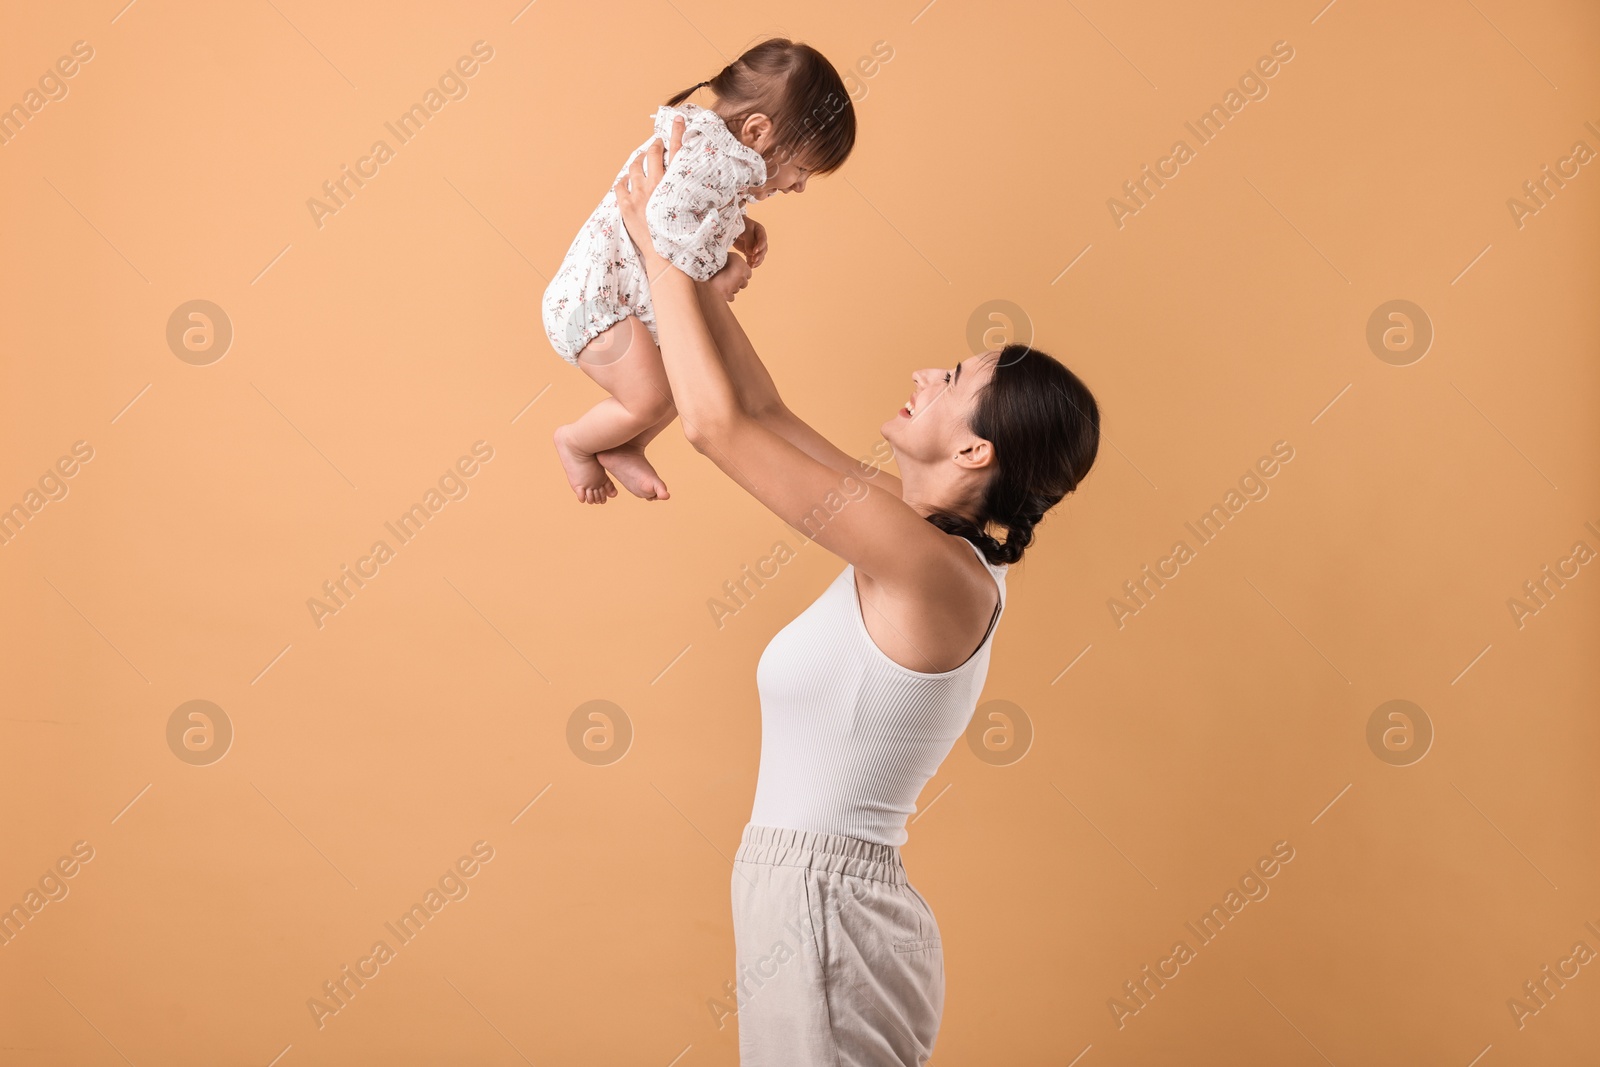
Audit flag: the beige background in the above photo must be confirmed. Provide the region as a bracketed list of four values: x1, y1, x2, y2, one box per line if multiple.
[2, 1, 1597, 1064]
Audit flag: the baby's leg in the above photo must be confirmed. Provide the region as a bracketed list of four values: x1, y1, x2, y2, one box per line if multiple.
[597, 404, 678, 501]
[590, 317, 676, 500]
[553, 316, 675, 503]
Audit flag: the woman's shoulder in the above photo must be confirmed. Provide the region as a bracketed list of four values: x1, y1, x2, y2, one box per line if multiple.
[866, 531, 1004, 612]
[959, 532, 1009, 572]
[852, 531, 1005, 673]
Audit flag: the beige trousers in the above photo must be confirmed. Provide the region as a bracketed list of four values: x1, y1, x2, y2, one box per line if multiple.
[730, 824, 945, 1066]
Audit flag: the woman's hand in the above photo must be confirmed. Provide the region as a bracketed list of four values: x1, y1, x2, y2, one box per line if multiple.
[612, 115, 685, 266]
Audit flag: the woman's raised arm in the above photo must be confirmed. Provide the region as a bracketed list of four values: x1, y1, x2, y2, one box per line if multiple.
[693, 280, 904, 498]
[613, 131, 933, 583]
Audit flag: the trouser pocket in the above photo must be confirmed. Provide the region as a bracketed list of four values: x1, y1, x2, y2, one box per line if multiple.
[814, 874, 945, 1064]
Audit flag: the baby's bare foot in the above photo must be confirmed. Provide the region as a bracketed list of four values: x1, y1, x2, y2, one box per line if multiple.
[597, 445, 670, 500]
[554, 425, 617, 504]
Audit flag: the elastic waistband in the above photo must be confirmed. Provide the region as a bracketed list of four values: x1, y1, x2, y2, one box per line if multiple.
[735, 824, 907, 885]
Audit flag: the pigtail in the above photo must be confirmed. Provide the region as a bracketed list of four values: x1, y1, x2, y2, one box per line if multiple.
[665, 79, 713, 107]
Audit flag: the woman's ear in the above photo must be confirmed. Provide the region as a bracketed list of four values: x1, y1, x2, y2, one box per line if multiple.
[739, 113, 775, 151]
[953, 438, 995, 472]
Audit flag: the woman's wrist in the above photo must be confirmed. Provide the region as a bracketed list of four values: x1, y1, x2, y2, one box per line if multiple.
[624, 220, 665, 272]
[648, 256, 693, 299]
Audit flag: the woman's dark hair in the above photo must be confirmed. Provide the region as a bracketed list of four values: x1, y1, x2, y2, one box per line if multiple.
[927, 344, 1101, 566]
[666, 38, 856, 175]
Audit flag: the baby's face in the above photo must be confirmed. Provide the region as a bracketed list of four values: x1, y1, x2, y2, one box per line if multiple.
[750, 156, 811, 199]
[728, 114, 813, 199]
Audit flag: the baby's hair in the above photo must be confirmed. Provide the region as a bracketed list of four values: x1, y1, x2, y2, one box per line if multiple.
[666, 38, 856, 175]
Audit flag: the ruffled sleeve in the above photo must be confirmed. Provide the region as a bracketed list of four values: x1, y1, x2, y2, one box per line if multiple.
[644, 105, 767, 282]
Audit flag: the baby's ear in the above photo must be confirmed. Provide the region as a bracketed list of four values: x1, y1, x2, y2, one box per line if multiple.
[740, 113, 774, 149]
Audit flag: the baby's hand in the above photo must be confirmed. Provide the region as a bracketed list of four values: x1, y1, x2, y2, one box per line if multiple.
[708, 251, 752, 303]
[733, 220, 768, 269]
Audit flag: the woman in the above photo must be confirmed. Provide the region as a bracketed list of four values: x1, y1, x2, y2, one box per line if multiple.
[613, 119, 1101, 1065]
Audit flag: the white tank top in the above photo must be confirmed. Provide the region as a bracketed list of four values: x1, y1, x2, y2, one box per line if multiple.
[749, 536, 1007, 846]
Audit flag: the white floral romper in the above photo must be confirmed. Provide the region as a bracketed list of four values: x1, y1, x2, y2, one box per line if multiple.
[541, 102, 767, 364]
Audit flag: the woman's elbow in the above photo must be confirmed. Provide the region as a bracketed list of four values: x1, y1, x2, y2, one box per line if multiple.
[683, 427, 715, 456]
[681, 408, 741, 453]
[747, 395, 788, 423]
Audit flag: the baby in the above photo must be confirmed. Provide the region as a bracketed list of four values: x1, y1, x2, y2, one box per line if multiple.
[542, 38, 856, 503]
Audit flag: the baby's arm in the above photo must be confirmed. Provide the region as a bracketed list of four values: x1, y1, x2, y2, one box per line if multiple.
[705, 251, 751, 303]
[731, 218, 768, 268]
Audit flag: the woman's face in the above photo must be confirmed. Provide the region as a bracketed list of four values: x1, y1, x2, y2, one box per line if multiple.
[881, 350, 999, 465]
